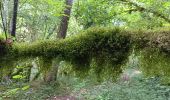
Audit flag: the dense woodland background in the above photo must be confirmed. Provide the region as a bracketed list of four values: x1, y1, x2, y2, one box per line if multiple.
[0, 0, 170, 100]
[1, 0, 170, 40]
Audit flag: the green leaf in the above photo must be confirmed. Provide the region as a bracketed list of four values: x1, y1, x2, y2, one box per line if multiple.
[22, 85, 30, 90]
[6, 88, 20, 95]
[12, 75, 23, 79]
[163, 2, 170, 8]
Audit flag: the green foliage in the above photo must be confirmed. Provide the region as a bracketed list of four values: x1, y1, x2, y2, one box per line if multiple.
[0, 65, 30, 99]
[0, 84, 30, 99]
[13, 75, 25, 79]
[73, 0, 170, 29]
[74, 0, 115, 28]
[17, 0, 65, 41]
[74, 78, 170, 100]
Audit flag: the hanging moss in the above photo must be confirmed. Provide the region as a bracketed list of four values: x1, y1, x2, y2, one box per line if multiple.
[38, 57, 53, 73]
[139, 48, 170, 84]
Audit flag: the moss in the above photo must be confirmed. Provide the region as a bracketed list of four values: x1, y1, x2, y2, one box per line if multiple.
[1, 27, 131, 66]
[38, 57, 53, 76]
[131, 29, 170, 54]
[0, 27, 170, 80]
[139, 48, 170, 84]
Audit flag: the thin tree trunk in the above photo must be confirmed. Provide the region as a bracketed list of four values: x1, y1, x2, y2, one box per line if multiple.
[3, 0, 8, 33]
[0, 8, 7, 40]
[10, 0, 18, 37]
[0, 0, 8, 40]
[57, 0, 73, 39]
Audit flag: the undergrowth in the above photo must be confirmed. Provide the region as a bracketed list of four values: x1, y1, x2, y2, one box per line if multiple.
[1, 75, 170, 100]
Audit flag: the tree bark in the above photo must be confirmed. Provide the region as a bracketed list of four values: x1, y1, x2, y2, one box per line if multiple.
[10, 0, 19, 37]
[57, 0, 73, 39]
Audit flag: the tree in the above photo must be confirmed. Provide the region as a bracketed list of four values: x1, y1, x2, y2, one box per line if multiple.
[57, 0, 73, 39]
[0, 0, 10, 40]
[10, 0, 19, 37]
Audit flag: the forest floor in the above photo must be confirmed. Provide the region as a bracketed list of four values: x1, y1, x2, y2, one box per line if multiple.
[0, 68, 170, 100]
[47, 68, 170, 100]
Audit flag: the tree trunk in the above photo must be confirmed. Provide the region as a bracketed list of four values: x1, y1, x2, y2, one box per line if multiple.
[10, 0, 18, 37]
[44, 58, 60, 83]
[45, 0, 73, 83]
[0, 0, 9, 40]
[57, 0, 73, 39]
